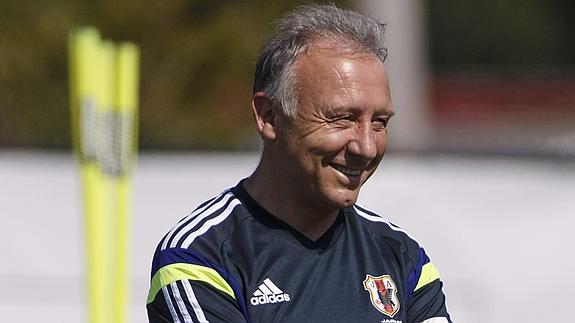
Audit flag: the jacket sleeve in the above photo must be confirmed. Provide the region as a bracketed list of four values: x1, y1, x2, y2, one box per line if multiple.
[147, 278, 247, 323]
[147, 248, 249, 323]
[405, 248, 452, 323]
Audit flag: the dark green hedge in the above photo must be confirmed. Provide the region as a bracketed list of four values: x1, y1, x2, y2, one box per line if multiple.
[0, 0, 349, 150]
[1, 0, 572, 149]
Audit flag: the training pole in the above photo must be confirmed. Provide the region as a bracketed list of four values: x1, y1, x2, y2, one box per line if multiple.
[69, 27, 140, 323]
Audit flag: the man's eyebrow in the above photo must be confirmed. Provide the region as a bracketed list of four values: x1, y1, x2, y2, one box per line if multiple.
[323, 105, 353, 115]
[380, 110, 395, 117]
[325, 106, 395, 118]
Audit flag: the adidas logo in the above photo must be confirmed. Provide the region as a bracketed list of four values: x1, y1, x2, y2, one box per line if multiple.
[250, 278, 291, 306]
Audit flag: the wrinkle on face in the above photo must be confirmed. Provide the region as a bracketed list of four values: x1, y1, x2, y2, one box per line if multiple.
[289, 52, 390, 142]
[267, 39, 392, 215]
[331, 62, 355, 99]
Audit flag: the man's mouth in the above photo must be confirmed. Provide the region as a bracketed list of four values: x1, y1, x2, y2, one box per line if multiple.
[332, 164, 362, 176]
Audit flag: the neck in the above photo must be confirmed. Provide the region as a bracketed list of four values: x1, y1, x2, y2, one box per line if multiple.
[243, 162, 339, 241]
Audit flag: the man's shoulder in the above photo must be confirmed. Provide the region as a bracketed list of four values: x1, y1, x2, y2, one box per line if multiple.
[157, 189, 252, 251]
[147, 188, 252, 309]
[149, 188, 254, 286]
[347, 204, 422, 252]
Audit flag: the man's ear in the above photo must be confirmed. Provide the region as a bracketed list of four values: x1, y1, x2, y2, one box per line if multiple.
[251, 92, 279, 140]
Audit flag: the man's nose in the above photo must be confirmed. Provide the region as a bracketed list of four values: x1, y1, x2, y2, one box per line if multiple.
[347, 123, 379, 162]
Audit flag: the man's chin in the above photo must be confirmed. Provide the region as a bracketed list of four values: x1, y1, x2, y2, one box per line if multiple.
[324, 189, 360, 209]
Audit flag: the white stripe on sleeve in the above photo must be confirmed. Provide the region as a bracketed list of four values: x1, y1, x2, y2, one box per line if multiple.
[354, 205, 415, 240]
[161, 190, 230, 250]
[170, 282, 193, 323]
[169, 193, 234, 249]
[181, 199, 241, 248]
[182, 280, 209, 323]
[162, 286, 182, 323]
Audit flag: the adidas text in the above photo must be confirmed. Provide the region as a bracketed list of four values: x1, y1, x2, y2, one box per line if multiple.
[250, 293, 291, 305]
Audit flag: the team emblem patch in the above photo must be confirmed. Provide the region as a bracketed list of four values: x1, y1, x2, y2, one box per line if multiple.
[363, 274, 400, 317]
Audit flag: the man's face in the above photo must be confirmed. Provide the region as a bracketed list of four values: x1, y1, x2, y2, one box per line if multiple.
[273, 41, 393, 211]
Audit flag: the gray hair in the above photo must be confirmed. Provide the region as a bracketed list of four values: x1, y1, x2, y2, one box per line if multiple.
[253, 3, 388, 118]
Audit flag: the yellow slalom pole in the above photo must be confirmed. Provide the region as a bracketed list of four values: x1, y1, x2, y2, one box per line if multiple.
[69, 28, 108, 323]
[98, 40, 118, 323]
[70, 27, 139, 323]
[113, 42, 140, 323]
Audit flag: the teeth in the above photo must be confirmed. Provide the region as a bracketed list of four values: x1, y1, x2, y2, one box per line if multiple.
[333, 165, 362, 176]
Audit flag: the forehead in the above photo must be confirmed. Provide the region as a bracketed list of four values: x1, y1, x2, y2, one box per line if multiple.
[294, 40, 392, 113]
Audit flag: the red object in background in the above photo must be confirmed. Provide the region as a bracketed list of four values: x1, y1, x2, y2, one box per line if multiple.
[431, 75, 575, 127]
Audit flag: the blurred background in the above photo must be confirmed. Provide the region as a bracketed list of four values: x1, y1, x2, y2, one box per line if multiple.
[1, 0, 574, 322]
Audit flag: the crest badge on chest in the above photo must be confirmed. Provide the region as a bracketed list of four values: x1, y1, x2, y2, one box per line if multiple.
[363, 274, 400, 317]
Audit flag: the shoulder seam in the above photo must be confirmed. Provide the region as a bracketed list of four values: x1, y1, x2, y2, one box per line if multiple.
[160, 189, 231, 250]
[161, 189, 238, 250]
[179, 197, 241, 249]
[353, 204, 416, 241]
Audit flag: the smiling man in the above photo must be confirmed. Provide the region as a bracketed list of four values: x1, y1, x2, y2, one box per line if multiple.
[244, 37, 394, 242]
[147, 4, 451, 323]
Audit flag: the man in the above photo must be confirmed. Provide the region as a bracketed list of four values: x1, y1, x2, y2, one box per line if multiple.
[147, 4, 452, 323]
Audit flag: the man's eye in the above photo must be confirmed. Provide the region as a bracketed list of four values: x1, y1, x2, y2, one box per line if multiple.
[331, 115, 354, 124]
[372, 118, 388, 129]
